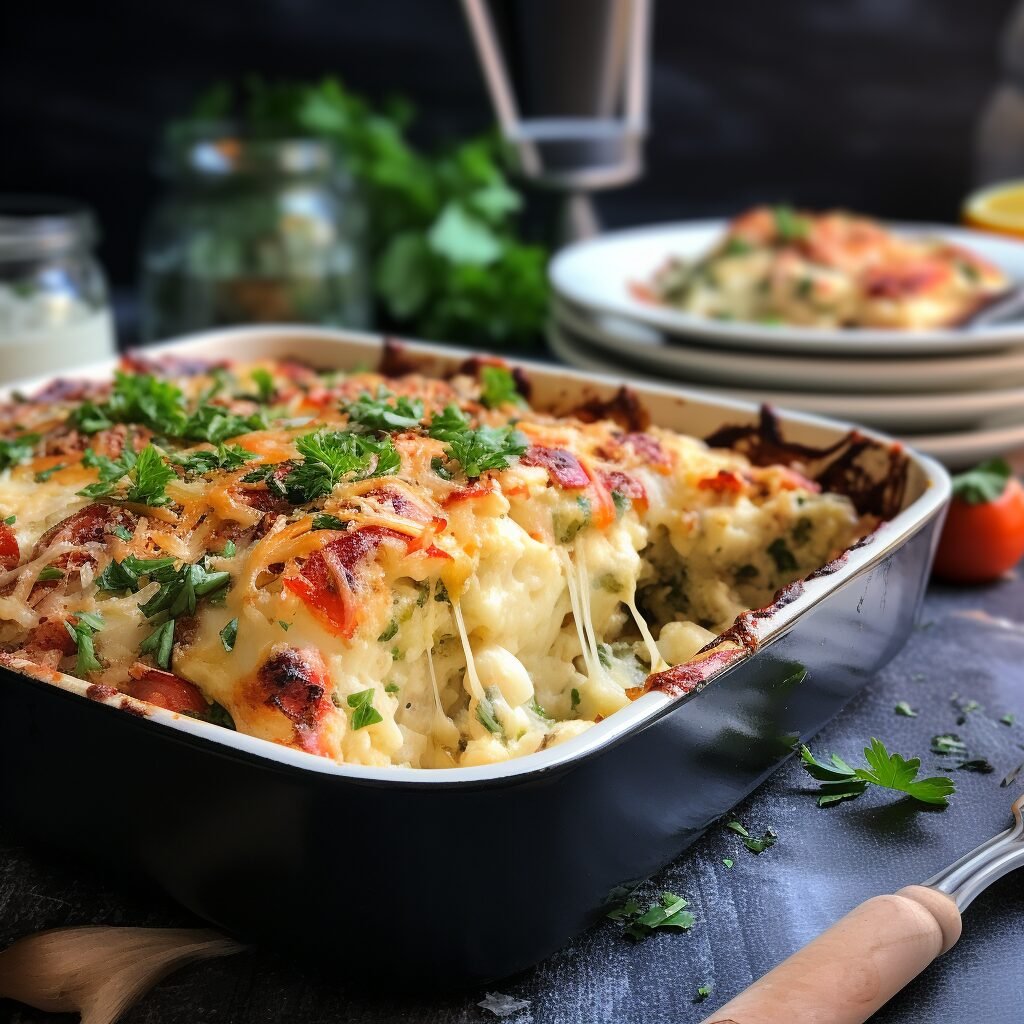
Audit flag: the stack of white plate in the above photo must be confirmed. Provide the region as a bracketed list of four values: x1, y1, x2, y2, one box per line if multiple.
[548, 220, 1024, 467]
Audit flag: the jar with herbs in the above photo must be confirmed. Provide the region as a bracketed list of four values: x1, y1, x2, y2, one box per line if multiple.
[140, 129, 370, 340]
[0, 196, 116, 383]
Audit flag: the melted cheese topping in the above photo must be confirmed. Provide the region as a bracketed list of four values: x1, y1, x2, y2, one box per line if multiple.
[0, 356, 869, 768]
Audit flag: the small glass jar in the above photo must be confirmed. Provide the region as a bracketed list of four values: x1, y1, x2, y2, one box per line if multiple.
[0, 196, 116, 383]
[140, 128, 371, 341]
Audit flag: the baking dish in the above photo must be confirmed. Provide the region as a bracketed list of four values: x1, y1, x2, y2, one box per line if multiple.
[0, 325, 950, 986]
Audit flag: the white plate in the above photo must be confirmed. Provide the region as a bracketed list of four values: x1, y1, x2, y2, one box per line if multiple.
[549, 219, 1024, 355]
[554, 297, 1024, 394]
[547, 319, 1024, 433]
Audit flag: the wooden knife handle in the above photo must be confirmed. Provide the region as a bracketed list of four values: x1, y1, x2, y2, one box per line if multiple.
[699, 885, 962, 1024]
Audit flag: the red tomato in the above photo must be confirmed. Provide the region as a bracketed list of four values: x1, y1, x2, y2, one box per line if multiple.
[933, 477, 1024, 584]
[0, 522, 19, 571]
[127, 667, 208, 715]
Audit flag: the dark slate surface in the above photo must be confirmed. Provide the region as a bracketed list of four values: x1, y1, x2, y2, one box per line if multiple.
[2, 570, 1023, 1023]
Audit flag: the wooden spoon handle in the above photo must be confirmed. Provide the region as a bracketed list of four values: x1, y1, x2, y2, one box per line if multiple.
[699, 885, 962, 1024]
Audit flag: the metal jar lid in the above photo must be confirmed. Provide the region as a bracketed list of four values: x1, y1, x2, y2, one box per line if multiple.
[0, 196, 99, 262]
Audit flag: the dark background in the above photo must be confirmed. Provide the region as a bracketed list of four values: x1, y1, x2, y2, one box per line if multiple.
[0, 0, 1016, 287]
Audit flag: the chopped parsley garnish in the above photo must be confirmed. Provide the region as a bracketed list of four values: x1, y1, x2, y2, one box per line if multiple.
[109, 524, 133, 541]
[170, 443, 254, 475]
[722, 858, 734, 869]
[64, 611, 105, 675]
[311, 513, 349, 531]
[0, 433, 40, 472]
[219, 539, 236, 557]
[475, 693, 503, 734]
[377, 619, 399, 642]
[427, 404, 526, 478]
[570, 687, 581, 712]
[723, 237, 752, 257]
[347, 687, 383, 729]
[343, 390, 424, 432]
[530, 697, 553, 720]
[801, 739, 955, 807]
[219, 617, 238, 652]
[278, 619, 291, 631]
[385, 682, 400, 694]
[1001, 713, 1015, 726]
[430, 456, 453, 480]
[931, 733, 967, 756]
[140, 619, 175, 669]
[894, 701, 918, 717]
[695, 986, 712, 1003]
[37, 566, 65, 582]
[69, 371, 267, 444]
[951, 458, 1011, 505]
[555, 495, 592, 543]
[773, 205, 809, 241]
[726, 820, 777, 854]
[79, 444, 175, 506]
[791, 516, 813, 545]
[207, 702, 236, 730]
[610, 489, 631, 518]
[138, 560, 231, 619]
[767, 537, 797, 572]
[285, 429, 400, 502]
[607, 891, 695, 940]
[479, 365, 522, 409]
[97, 555, 177, 594]
[734, 563, 759, 582]
[3, 515, 15, 526]
[34, 463, 67, 482]
[250, 367, 275, 404]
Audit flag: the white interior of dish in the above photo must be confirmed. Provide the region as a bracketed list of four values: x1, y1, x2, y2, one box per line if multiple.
[2, 325, 952, 784]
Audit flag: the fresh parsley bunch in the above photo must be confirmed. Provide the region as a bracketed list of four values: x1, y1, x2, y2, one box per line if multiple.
[184, 78, 549, 348]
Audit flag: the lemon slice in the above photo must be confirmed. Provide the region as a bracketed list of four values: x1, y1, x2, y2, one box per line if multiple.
[963, 180, 1024, 236]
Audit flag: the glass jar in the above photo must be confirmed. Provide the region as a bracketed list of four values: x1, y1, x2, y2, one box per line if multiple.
[140, 128, 371, 341]
[0, 196, 116, 383]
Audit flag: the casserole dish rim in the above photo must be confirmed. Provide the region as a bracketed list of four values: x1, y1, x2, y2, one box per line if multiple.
[0, 323, 951, 788]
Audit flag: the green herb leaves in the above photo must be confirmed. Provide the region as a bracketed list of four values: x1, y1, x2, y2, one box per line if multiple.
[219, 617, 238, 652]
[347, 687, 383, 729]
[773, 205, 810, 241]
[343, 391, 424, 432]
[479, 366, 522, 409]
[79, 445, 175, 506]
[951, 458, 1011, 504]
[726, 820, 778, 854]
[64, 612, 105, 675]
[69, 371, 267, 445]
[427, 404, 526, 479]
[285, 429, 400, 503]
[0, 433, 40, 472]
[138, 561, 230, 620]
[801, 738, 955, 807]
[767, 537, 798, 573]
[607, 892, 695, 940]
[97, 554, 177, 593]
[170, 443, 254, 475]
[140, 619, 175, 669]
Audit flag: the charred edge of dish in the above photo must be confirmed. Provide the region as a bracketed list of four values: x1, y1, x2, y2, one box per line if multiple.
[704, 405, 908, 519]
[378, 338, 423, 378]
[568, 386, 650, 432]
[645, 646, 744, 698]
[119, 697, 147, 717]
[86, 683, 118, 702]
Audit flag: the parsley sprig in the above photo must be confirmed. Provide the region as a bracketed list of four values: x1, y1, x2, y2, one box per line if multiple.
[347, 687, 383, 729]
[69, 372, 267, 444]
[479, 365, 523, 409]
[800, 738, 955, 807]
[607, 891, 695, 940]
[427, 404, 526, 478]
[284, 429, 400, 502]
[79, 445, 175, 506]
[0, 433, 41, 472]
[343, 390, 424, 432]
[169, 442, 254, 475]
[64, 611, 105, 675]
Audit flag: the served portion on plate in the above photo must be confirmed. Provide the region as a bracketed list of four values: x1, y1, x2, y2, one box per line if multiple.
[637, 206, 1010, 330]
[0, 354, 873, 769]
